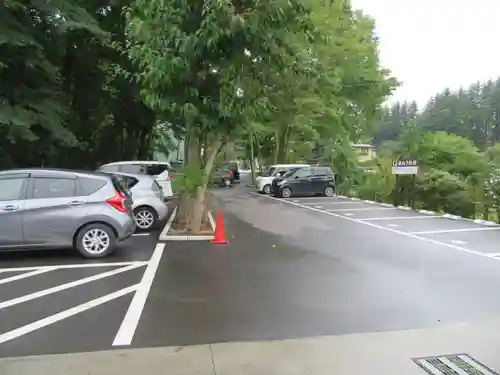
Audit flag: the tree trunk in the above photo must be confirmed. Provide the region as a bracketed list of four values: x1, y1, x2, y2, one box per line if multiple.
[176, 122, 200, 229]
[188, 136, 223, 233]
[274, 124, 290, 164]
[249, 129, 256, 185]
[273, 129, 280, 164]
[202, 132, 210, 167]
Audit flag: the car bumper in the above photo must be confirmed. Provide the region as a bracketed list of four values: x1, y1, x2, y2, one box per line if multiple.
[119, 218, 136, 241]
[155, 202, 169, 221]
[159, 181, 173, 198]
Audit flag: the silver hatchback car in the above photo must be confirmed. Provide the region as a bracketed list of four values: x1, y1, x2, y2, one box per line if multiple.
[0, 169, 136, 258]
[110, 172, 168, 231]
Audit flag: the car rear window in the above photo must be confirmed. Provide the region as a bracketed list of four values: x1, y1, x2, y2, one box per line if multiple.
[79, 177, 107, 195]
[111, 176, 129, 195]
[170, 161, 183, 170]
[152, 180, 161, 192]
[145, 164, 171, 176]
[121, 176, 139, 189]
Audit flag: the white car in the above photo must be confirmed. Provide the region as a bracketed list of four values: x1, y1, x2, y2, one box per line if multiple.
[110, 172, 169, 230]
[98, 161, 173, 199]
[257, 164, 310, 194]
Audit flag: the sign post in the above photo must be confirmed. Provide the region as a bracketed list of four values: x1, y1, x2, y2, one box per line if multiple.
[392, 160, 419, 209]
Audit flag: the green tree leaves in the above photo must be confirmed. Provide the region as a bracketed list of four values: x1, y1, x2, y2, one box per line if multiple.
[0, 0, 163, 168]
[372, 78, 500, 151]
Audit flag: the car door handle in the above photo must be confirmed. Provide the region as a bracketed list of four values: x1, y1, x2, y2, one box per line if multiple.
[1, 205, 19, 211]
[68, 201, 85, 207]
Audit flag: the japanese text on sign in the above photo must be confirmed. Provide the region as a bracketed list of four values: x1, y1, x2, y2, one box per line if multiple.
[392, 160, 417, 167]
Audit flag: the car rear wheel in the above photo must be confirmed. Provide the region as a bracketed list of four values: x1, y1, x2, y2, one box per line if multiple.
[324, 186, 335, 197]
[280, 187, 292, 198]
[134, 206, 157, 231]
[263, 184, 271, 194]
[75, 223, 116, 258]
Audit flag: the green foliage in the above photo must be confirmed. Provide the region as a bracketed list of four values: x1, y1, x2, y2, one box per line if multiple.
[371, 78, 500, 151]
[171, 164, 203, 195]
[415, 169, 472, 216]
[153, 123, 178, 157]
[5, 0, 398, 228]
[0, 0, 160, 169]
[329, 137, 360, 195]
[417, 132, 486, 178]
[356, 157, 395, 202]
[359, 124, 492, 219]
[269, 1, 398, 164]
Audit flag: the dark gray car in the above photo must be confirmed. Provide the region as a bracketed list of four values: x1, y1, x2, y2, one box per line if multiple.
[0, 169, 136, 258]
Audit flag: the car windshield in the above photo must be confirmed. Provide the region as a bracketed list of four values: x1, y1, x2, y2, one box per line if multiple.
[264, 167, 276, 177]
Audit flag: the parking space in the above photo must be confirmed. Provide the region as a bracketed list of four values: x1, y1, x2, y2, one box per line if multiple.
[0, 217, 168, 357]
[272, 195, 500, 260]
[418, 230, 500, 256]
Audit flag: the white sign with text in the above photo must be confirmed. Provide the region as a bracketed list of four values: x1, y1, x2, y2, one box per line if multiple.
[392, 160, 418, 175]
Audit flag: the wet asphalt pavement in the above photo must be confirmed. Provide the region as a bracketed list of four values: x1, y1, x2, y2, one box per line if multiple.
[4, 175, 500, 358]
[0, 214, 165, 358]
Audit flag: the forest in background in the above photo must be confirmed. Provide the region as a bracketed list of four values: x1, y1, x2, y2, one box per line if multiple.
[372, 78, 500, 150]
[354, 78, 500, 222]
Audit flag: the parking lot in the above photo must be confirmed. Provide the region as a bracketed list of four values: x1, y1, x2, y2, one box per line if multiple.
[254, 193, 500, 260]
[0, 221, 165, 358]
[5, 185, 500, 362]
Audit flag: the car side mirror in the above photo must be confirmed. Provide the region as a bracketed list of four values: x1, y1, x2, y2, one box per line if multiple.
[294, 175, 299, 179]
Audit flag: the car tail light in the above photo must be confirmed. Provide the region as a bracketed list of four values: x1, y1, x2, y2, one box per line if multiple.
[166, 175, 172, 181]
[227, 170, 233, 177]
[106, 191, 128, 212]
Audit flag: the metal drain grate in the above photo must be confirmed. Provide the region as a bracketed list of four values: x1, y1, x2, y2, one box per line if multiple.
[413, 354, 498, 375]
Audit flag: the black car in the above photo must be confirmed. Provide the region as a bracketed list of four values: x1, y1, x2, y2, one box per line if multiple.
[211, 167, 234, 187]
[220, 162, 239, 181]
[272, 166, 335, 198]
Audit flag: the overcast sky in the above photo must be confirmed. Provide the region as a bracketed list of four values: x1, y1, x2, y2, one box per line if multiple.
[350, 0, 500, 106]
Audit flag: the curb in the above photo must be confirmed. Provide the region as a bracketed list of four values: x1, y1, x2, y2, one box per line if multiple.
[334, 195, 499, 227]
[159, 207, 217, 241]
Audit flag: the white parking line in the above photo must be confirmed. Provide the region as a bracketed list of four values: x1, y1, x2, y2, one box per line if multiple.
[113, 243, 165, 346]
[131, 233, 150, 236]
[410, 227, 500, 235]
[360, 216, 440, 221]
[251, 192, 496, 261]
[290, 197, 341, 200]
[0, 268, 56, 285]
[0, 261, 147, 273]
[0, 263, 144, 310]
[387, 224, 400, 227]
[300, 201, 363, 205]
[0, 284, 138, 344]
[451, 240, 467, 245]
[159, 206, 177, 239]
[325, 207, 395, 212]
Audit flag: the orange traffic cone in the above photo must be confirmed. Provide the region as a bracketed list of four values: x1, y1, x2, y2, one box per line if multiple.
[211, 210, 228, 244]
